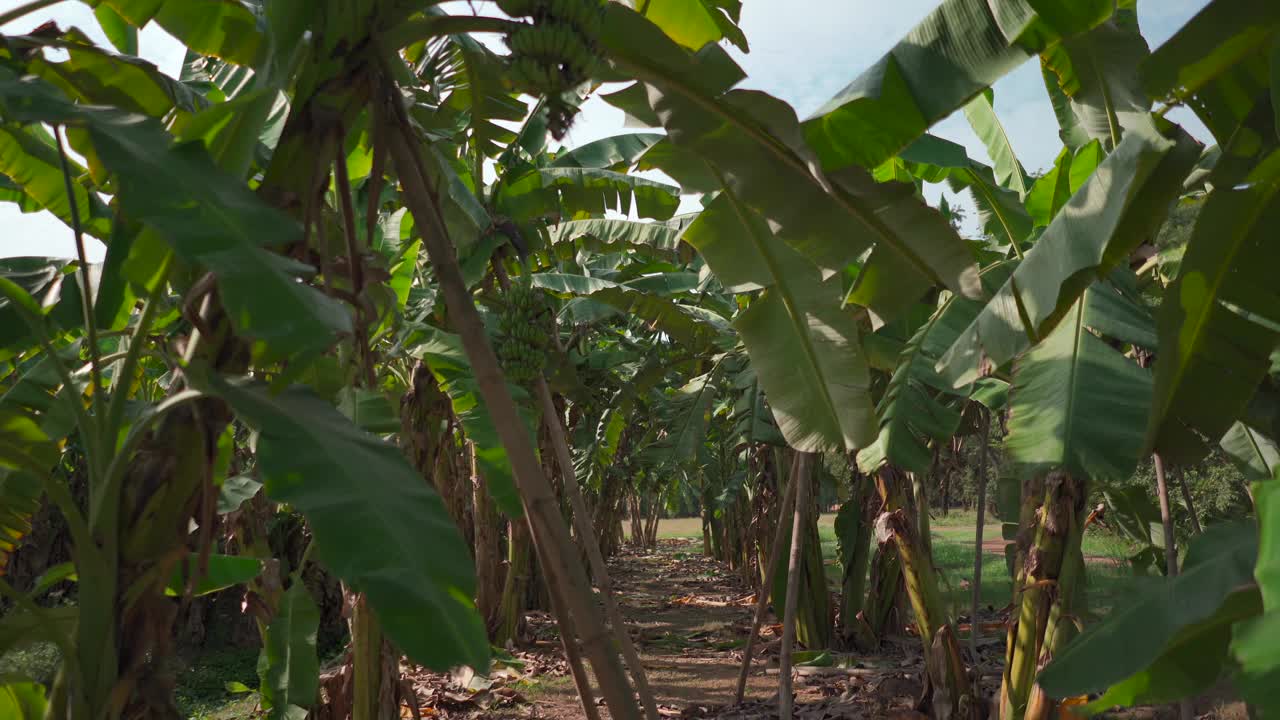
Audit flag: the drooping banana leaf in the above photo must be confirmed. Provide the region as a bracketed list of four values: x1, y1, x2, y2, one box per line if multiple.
[640, 371, 717, 470]
[1039, 522, 1258, 704]
[856, 261, 1016, 475]
[1147, 148, 1280, 465]
[962, 89, 1031, 197]
[1003, 289, 1153, 482]
[1219, 421, 1280, 480]
[680, 190, 876, 452]
[802, 0, 1115, 171]
[0, 69, 352, 361]
[1140, 0, 1280, 143]
[599, 4, 981, 317]
[77, 0, 265, 66]
[191, 371, 488, 672]
[13, 27, 208, 118]
[0, 124, 112, 239]
[885, 134, 1034, 253]
[531, 272, 728, 348]
[545, 217, 692, 262]
[550, 133, 665, 169]
[937, 118, 1199, 388]
[639, 0, 748, 52]
[1040, 0, 1151, 151]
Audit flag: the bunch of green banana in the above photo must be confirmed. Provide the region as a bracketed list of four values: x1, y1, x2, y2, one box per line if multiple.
[500, 0, 605, 139]
[496, 282, 552, 385]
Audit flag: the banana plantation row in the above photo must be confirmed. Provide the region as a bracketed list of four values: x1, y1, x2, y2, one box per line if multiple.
[0, 0, 1276, 719]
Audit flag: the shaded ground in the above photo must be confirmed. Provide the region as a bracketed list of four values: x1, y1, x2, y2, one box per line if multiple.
[478, 538, 935, 720]
[403, 535, 1243, 720]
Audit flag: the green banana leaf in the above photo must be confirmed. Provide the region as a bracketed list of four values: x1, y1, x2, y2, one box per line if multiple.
[257, 578, 320, 720]
[937, 118, 1199, 388]
[857, 261, 1016, 476]
[531, 272, 728, 347]
[599, 4, 981, 316]
[802, 0, 1114, 171]
[1040, 1, 1151, 151]
[78, 0, 264, 66]
[682, 191, 875, 452]
[962, 89, 1031, 197]
[1004, 291, 1152, 481]
[193, 372, 489, 672]
[1232, 479, 1280, 715]
[1039, 521, 1258, 700]
[1147, 149, 1280, 465]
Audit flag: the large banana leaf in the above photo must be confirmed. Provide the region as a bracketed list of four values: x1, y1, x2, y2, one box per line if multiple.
[495, 164, 680, 222]
[77, 0, 264, 66]
[257, 579, 320, 720]
[856, 261, 1016, 475]
[640, 371, 716, 470]
[599, 4, 981, 315]
[639, 0, 747, 52]
[681, 191, 875, 452]
[1040, 1, 1151, 150]
[936, 119, 1199, 387]
[531, 272, 728, 347]
[550, 133, 665, 169]
[729, 361, 785, 446]
[458, 41, 526, 160]
[1147, 149, 1280, 465]
[1024, 140, 1104, 227]
[0, 70, 351, 360]
[1003, 290, 1152, 481]
[801, 0, 1114, 171]
[545, 218, 690, 262]
[962, 89, 1031, 197]
[13, 27, 208, 119]
[1141, 0, 1280, 142]
[410, 328, 528, 518]
[1220, 421, 1280, 480]
[1040, 522, 1258, 703]
[193, 372, 488, 672]
[0, 124, 112, 239]
[1232, 479, 1280, 714]
[885, 134, 1033, 251]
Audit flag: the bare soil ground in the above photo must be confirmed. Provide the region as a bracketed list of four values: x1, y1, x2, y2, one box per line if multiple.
[399, 538, 1243, 720]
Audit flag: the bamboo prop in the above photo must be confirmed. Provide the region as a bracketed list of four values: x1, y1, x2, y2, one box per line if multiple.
[779, 452, 814, 720]
[734, 457, 800, 703]
[386, 109, 642, 720]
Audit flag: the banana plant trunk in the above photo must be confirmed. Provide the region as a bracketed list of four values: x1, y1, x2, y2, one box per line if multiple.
[768, 474, 832, 652]
[779, 452, 814, 720]
[836, 470, 875, 650]
[860, 539, 903, 647]
[472, 442, 504, 631]
[999, 470, 1087, 720]
[875, 466, 976, 720]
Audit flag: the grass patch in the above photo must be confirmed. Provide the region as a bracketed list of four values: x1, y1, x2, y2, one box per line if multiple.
[174, 645, 262, 719]
[658, 510, 1142, 614]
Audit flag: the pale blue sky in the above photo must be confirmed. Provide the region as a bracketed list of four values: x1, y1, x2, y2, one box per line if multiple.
[1, 0, 1212, 261]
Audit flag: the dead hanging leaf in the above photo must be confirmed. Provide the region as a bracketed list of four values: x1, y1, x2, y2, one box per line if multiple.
[1058, 695, 1090, 719]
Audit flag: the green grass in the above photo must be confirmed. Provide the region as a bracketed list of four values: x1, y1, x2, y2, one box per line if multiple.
[657, 510, 1142, 614]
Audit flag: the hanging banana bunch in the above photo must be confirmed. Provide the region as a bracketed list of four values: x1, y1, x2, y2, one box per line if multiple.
[496, 278, 554, 385]
[498, 0, 604, 139]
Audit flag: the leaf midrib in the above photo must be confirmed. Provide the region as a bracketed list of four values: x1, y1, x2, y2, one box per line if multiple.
[719, 179, 844, 448]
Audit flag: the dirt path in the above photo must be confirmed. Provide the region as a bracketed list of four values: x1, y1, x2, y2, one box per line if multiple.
[517, 539, 927, 720]
[406, 538, 1231, 720]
